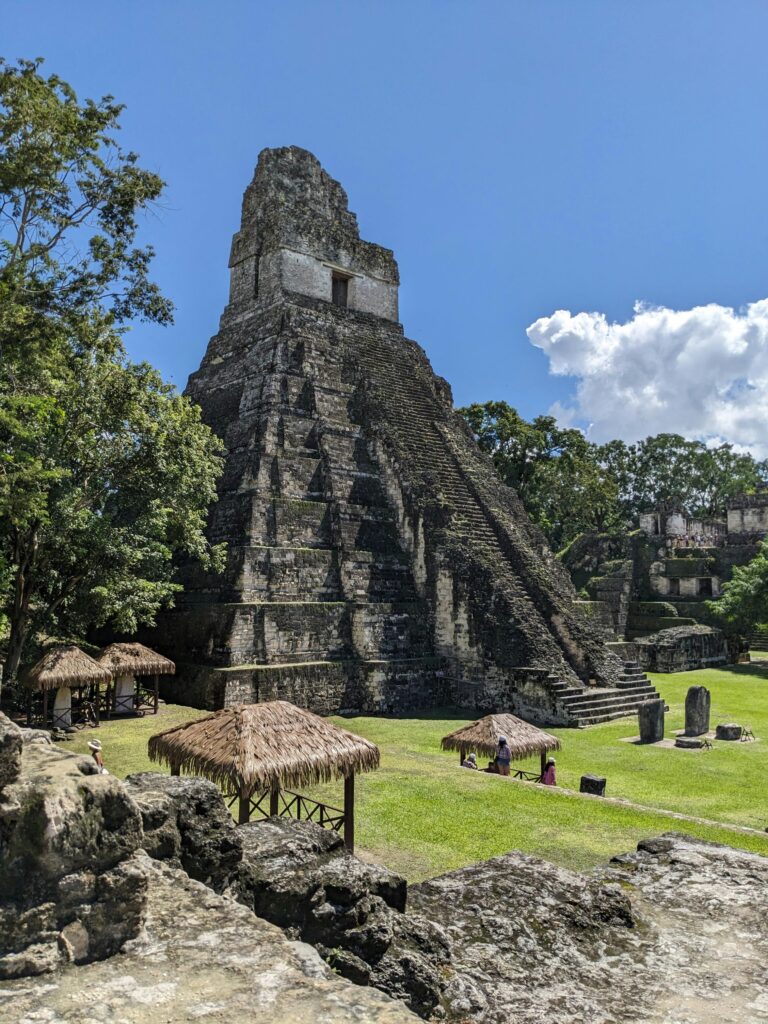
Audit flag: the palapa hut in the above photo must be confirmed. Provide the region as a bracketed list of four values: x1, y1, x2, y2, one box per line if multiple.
[97, 642, 175, 716]
[24, 645, 111, 729]
[441, 712, 560, 779]
[148, 700, 379, 851]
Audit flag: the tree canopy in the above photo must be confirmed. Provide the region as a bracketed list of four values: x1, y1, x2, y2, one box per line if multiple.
[0, 60, 223, 681]
[709, 540, 768, 631]
[459, 400, 768, 551]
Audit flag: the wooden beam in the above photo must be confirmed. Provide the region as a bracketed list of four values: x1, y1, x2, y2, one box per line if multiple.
[540, 749, 547, 779]
[171, 764, 180, 776]
[344, 773, 355, 852]
[153, 674, 159, 714]
[238, 785, 251, 825]
[269, 786, 279, 817]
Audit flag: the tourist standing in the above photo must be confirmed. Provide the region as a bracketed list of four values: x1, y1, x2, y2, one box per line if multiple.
[541, 757, 556, 786]
[495, 735, 511, 776]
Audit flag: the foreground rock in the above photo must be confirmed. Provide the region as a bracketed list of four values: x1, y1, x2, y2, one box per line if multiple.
[4, 743, 767, 1023]
[124, 771, 242, 891]
[0, 714, 147, 979]
[410, 851, 636, 1022]
[230, 818, 447, 1017]
[1, 855, 418, 1024]
[411, 833, 768, 1023]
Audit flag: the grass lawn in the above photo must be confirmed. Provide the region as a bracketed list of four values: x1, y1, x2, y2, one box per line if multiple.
[67, 660, 768, 882]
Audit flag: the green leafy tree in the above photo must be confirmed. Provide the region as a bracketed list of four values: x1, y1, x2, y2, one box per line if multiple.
[2, 322, 225, 681]
[460, 401, 621, 549]
[0, 61, 223, 681]
[709, 540, 768, 631]
[596, 434, 768, 522]
[0, 58, 171, 339]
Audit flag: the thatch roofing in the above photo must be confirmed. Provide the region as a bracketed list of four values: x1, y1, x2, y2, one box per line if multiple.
[148, 701, 380, 794]
[441, 713, 560, 762]
[98, 642, 175, 677]
[23, 645, 112, 691]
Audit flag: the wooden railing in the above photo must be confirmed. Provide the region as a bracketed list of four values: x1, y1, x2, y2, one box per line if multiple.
[223, 788, 345, 832]
[511, 768, 542, 781]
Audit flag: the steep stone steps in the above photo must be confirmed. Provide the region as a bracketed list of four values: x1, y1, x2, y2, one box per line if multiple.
[747, 628, 768, 650]
[356, 356, 580, 664]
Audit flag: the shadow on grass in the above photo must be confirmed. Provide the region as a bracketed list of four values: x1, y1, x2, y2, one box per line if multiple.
[337, 706, 477, 723]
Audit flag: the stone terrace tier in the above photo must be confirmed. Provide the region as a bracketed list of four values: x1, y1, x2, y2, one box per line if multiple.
[148, 147, 621, 723]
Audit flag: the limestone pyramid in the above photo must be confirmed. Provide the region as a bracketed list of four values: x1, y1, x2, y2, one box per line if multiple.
[154, 147, 621, 721]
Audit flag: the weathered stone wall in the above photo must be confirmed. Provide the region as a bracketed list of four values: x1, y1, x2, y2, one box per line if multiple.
[726, 492, 768, 538]
[635, 624, 731, 672]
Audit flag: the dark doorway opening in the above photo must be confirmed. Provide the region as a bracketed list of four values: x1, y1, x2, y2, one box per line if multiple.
[332, 272, 349, 308]
[697, 577, 713, 597]
[668, 578, 680, 596]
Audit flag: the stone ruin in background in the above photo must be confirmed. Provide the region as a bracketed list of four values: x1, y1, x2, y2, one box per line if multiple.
[142, 146, 625, 725]
[561, 491, 767, 670]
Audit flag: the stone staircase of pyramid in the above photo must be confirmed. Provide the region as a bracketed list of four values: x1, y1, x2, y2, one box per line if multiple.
[547, 662, 661, 726]
[747, 626, 768, 651]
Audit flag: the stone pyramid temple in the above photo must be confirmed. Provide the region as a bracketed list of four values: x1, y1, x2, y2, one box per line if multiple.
[154, 146, 632, 724]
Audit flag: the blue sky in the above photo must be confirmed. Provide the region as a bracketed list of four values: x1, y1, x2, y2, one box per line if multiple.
[5, 1, 768, 446]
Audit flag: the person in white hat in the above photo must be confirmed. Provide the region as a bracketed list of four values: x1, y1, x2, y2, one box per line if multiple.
[87, 738, 108, 774]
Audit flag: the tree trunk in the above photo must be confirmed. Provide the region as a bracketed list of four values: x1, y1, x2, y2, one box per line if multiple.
[5, 526, 39, 686]
[5, 612, 30, 685]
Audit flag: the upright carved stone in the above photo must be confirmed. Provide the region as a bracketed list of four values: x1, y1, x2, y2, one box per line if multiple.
[638, 699, 665, 744]
[684, 686, 711, 736]
[149, 147, 621, 720]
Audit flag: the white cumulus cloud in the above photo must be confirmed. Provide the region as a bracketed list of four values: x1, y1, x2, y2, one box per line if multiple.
[526, 299, 768, 457]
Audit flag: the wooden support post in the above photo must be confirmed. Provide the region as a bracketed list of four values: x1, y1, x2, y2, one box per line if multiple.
[238, 786, 251, 825]
[171, 764, 180, 776]
[540, 749, 547, 780]
[459, 745, 465, 765]
[42, 688, 48, 726]
[269, 786, 279, 817]
[153, 675, 159, 714]
[344, 773, 355, 852]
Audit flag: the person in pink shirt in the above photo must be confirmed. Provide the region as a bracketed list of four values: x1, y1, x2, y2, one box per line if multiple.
[541, 757, 556, 786]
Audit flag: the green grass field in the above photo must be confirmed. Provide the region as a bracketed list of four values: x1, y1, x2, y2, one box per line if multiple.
[67, 660, 768, 881]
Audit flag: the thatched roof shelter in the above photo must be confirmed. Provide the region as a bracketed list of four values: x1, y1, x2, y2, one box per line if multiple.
[23, 645, 112, 691]
[441, 713, 560, 772]
[148, 701, 379, 847]
[98, 642, 175, 677]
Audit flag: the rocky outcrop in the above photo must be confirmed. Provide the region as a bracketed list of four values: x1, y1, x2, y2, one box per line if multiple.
[2, 745, 768, 1022]
[124, 771, 242, 892]
[0, 712, 22, 789]
[1, 854, 419, 1024]
[403, 833, 768, 1023]
[0, 713, 147, 979]
[229, 817, 445, 1017]
[410, 851, 636, 1022]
